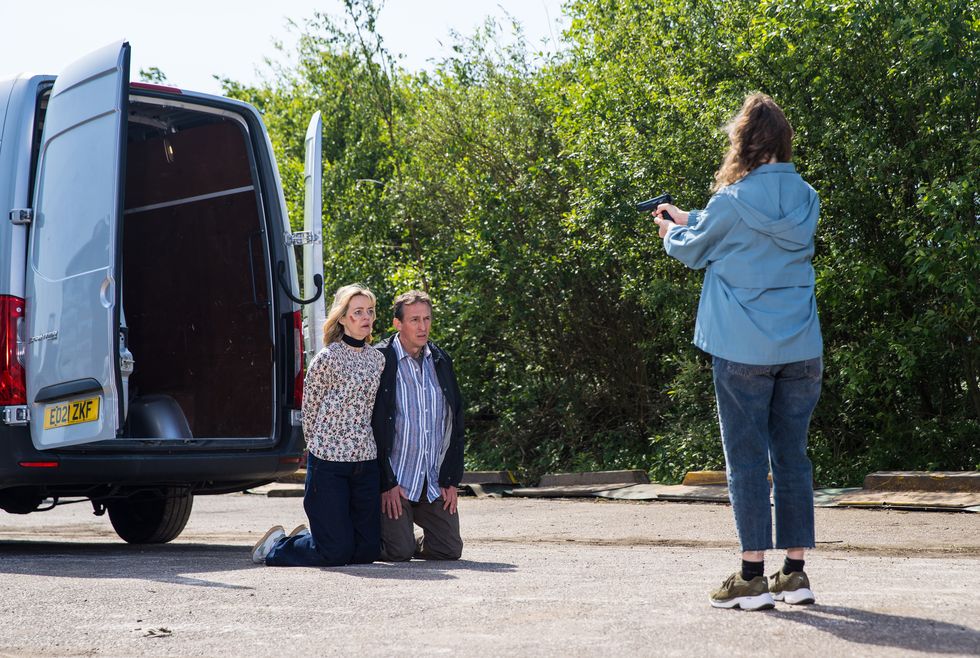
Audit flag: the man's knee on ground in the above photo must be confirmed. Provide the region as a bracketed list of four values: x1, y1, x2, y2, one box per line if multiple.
[425, 538, 463, 561]
[380, 542, 415, 562]
[440, 546, 463, 561]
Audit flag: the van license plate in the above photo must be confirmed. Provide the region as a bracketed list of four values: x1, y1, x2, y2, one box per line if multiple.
[43, 397, 101, 430]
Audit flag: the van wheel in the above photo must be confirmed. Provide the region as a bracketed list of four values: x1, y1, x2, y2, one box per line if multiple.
[107, 489, 194, 544]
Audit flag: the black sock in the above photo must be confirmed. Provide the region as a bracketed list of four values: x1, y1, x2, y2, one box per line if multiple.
[783, 557, 805, 575]
[741, 559, 764, 581]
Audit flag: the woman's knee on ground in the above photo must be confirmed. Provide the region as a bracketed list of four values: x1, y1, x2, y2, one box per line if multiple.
[313, 537, 356, 566]
[351, 541, 381, 564]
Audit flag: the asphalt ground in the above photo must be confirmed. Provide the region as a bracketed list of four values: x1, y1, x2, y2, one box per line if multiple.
[0, 493, 978, 657]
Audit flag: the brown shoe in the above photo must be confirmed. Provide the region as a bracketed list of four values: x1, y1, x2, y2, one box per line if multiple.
[769, 570, 815, 605]
[709, 572, 775, 610]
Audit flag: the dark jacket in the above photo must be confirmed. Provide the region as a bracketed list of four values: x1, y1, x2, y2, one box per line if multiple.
[371, 333, 465, 492]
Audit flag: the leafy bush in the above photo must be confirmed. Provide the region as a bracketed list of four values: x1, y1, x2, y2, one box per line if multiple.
[225, 0, 978, 485]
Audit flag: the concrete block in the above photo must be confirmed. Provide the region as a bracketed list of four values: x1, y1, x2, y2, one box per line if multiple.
[277, 468, 307, 484]
[682, 471, 774, 486]
[460, 483, 513, 498]
[461, 470, 518, 485]
[834, 489, 980, 510]
[538, 470, 650, 487]
[863, 471, 980, 493]
[509, 483, 636, 498]
[681, 471, 727, 486]
[267, 487, 304, 498]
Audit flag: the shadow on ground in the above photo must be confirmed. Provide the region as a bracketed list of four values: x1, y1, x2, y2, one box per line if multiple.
[0, 541, 259, 589]
[354, 558, 518, 581]
[779, 605, 980, 655]
[0, 540, 515, 587]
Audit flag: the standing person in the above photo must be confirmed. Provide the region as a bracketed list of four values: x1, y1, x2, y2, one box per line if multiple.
[251, 284, 385, 567]
[652, 93, 822, 610]
[372, 290, 464, 561]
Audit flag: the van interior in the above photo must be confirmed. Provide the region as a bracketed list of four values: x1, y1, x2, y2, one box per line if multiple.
[120, 99, 274, 439]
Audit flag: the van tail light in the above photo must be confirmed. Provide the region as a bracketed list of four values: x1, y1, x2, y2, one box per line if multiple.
[0, 296, 26, 406]
[292, 310, 304, 408]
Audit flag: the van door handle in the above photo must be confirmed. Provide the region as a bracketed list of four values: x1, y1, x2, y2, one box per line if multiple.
[277, 260, 323, 305]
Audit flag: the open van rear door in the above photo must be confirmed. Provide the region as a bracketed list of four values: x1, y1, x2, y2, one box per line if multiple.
[302, 111, 326, 358]
[25, 41, 130, 449]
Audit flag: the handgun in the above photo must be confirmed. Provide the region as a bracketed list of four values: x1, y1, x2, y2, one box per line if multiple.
[636, 193, 674, 222]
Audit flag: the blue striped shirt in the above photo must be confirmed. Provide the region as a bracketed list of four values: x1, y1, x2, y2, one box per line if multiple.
[389, 335, 449, 503]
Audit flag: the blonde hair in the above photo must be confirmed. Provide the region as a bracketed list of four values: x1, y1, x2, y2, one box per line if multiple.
[323, 284, 377, 345]
[712, 93, 794, 191]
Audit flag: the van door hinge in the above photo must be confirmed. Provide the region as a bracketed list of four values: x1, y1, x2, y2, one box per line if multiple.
[284, 231, 320, 247]
[2, 406, 30, 425]
[9, 208, 33, 225]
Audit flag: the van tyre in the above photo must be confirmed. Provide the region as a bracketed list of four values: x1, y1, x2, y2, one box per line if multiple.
[107, 488, 193, 544]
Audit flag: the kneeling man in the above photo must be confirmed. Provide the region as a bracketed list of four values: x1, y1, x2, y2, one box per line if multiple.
[373, 290, 464, 560]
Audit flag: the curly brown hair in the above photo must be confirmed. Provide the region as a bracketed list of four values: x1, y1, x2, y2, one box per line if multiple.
[712, 93, 794, 191]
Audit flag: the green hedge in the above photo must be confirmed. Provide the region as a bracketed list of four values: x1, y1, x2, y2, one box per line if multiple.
[223, 0, 979, 484]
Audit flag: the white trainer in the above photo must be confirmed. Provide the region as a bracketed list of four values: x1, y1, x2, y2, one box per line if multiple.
[287, 524, 310, 538]
[251, 525, 286, 564]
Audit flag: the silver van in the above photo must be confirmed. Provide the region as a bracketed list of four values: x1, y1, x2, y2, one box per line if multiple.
[0, 41, 324, 543]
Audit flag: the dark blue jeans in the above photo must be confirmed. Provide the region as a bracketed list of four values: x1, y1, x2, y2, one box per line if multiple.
[266, 454, 381, 567]
[712, 356, 822, 552]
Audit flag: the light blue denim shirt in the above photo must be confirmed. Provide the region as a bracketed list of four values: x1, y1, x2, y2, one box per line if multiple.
[663, 162, 823, 365]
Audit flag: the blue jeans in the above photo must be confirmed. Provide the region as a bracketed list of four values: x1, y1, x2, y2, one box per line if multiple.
[712, 356, 822, 552]
[266, 455, 381, 567]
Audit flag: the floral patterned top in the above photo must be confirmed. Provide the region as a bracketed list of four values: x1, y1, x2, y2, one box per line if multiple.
[302, 341, 384, 462]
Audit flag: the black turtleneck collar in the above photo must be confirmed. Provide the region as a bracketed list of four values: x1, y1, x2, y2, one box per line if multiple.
[341, 334, 366, 348]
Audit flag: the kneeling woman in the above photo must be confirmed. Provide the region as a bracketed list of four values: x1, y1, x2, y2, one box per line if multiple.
[252, 284, 385, 566]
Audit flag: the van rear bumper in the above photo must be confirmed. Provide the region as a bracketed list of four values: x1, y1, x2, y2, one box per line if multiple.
[0, 425, 305, 495]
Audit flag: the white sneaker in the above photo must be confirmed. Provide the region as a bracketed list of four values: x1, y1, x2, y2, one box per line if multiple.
[251, 525, 286, 564]
[287, 524, 310, 538]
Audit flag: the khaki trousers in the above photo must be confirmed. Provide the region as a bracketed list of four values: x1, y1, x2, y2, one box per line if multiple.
[380, 494, 463, 561]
